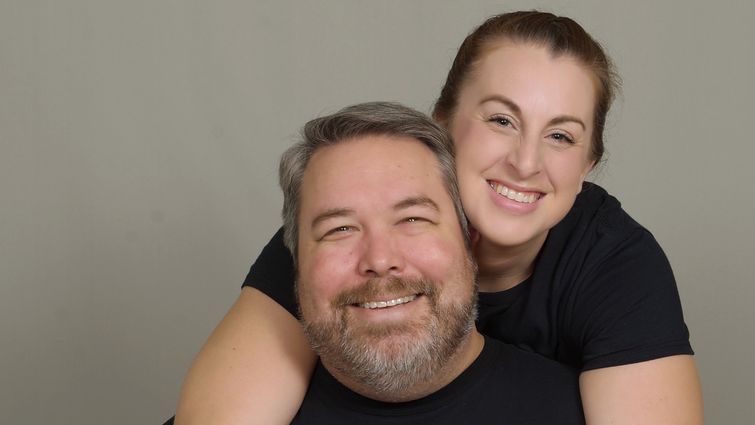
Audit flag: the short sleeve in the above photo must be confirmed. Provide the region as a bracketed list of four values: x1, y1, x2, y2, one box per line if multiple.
[241, 227, 298, 317]
[572, 229, 693, 371]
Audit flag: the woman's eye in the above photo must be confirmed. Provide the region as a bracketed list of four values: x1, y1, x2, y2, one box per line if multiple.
[488, 116, 513, 128]
[549, 132, 575, 144]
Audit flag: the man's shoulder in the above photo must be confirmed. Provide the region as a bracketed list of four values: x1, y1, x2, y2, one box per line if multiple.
[293, 340, 585, 424]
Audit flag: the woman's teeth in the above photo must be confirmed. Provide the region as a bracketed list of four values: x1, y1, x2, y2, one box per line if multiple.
[490, 182, 540, 204]
[359, 295, 417, 309]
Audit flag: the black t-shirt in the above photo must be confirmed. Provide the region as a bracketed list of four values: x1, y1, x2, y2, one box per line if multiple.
[291, 336, 584, 424]
[243, 183, 693, 370]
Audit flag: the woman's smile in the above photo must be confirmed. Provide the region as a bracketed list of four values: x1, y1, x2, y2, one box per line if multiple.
[451, 42, 595, 251]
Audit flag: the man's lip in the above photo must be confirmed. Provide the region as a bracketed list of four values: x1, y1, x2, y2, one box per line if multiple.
[352, 294, 420, 309]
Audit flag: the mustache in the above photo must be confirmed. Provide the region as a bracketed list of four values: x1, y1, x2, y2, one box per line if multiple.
[331, 277, 437, 308]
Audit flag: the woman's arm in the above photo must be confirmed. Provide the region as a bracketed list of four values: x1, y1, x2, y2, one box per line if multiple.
[580, 355, 703, 425]
[175, 287, 317, 425]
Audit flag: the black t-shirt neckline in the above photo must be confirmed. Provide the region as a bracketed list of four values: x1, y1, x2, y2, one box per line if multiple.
[306, 336, 500, 417]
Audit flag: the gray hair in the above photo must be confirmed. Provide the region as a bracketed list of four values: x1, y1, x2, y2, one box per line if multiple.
[279, 101, 468, 263]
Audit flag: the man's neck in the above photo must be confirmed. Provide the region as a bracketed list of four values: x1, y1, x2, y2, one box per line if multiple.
[326, 331, 485, 403]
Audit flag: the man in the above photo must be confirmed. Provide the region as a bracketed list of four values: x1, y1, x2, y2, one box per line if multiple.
[281, 102, 585, 424]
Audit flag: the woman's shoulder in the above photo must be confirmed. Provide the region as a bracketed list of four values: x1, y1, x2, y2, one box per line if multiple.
[539, 182, 674, 297]
[566, 182, 656, 249]
[538, 185, 691, 369]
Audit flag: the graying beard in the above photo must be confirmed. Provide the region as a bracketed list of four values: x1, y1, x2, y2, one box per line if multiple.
[303, 296, 477, 396]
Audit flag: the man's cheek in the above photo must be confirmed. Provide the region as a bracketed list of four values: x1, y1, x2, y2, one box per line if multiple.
[411, 235, 462, 276]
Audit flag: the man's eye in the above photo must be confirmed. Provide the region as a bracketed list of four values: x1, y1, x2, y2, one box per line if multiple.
[402, 217, 434, 225]
[320, 225, 354, 240]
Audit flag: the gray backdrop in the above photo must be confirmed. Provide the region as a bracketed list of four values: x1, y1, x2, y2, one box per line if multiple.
[1, 1, 753, 424]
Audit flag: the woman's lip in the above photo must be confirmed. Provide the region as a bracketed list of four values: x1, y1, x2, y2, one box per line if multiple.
[486, 181, 542, 214]
[488, 181, 543, 204]
[486, 179, 543, 195]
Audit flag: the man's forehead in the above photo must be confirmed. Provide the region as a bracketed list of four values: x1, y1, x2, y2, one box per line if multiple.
[300, 136, 451, 215]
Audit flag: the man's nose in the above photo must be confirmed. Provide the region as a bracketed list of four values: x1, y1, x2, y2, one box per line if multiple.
[357, 231, 405, 277]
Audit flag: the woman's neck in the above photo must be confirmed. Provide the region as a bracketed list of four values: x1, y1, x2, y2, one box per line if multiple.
[474, 231, 548, 293]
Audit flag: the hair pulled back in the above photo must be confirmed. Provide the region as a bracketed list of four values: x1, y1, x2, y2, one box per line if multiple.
[433, 11, 620, 164]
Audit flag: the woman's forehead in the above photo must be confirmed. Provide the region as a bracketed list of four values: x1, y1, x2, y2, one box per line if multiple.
[462, 42, 598, 120]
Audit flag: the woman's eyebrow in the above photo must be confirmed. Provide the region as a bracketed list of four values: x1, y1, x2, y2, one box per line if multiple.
[482, 95, 586, 130]
[479, 94, 521, 115]
[548, 115, 586, 130]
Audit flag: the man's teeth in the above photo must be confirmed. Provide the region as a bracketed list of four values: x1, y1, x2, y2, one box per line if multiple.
[359, 295, 417, 309]
[490, 182, 540, 204]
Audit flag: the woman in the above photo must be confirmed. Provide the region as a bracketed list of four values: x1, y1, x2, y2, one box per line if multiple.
[175, 11, 702, 424]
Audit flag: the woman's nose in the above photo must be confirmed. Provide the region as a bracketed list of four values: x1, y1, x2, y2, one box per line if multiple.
[506, 136, 542, 179]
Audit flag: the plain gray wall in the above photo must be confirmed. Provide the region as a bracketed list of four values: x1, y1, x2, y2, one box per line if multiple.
[1, 1, 753, 424]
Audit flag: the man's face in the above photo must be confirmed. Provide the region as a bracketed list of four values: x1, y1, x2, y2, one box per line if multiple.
[296, 135, 476, 394]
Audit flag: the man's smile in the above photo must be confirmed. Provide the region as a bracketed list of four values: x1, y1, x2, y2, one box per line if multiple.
[358, 294, 418, 309]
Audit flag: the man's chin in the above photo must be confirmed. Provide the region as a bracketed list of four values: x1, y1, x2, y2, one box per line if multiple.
[348, 308, 431, 335]
[301, 291, 477, 396]
[347, 323, 435, 358]
[333, 327, 444, 393]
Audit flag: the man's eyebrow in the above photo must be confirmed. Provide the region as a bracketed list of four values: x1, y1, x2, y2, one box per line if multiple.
[310, 208, 354, 228]
[393, 196, 440, 212]
[310, 198, 439, 228]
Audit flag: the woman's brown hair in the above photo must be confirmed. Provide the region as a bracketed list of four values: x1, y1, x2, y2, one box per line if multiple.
[433, 11, 620, 164]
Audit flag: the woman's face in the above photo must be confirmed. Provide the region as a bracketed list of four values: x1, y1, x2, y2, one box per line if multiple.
[449, 42, 597, 250]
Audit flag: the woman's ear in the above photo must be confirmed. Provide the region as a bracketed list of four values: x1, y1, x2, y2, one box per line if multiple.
[468, 224, 480, 248]
[578, 159, 596, 194]
[432, 110, 448, 128]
